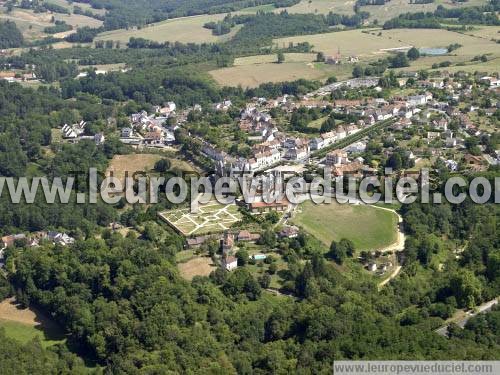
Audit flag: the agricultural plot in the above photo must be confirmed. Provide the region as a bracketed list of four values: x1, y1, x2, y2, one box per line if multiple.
[376, 28, 500, 58]
[271, 27, 500, 78]
[96, 14, 240, 44]
[286, 0, 355, 15]
[275, 29, 408, 58]
[293, 201, 398, 251]
[362, 0, 488, 23]
[0, 8, 53, 41]
[210, 53, 352, 87]
[54, 13, 103, 29]
[464, 25, 500, 41]
[0, 5, 102, 41]
[159, 202, 242, 236]
[276, 28, 500, 59]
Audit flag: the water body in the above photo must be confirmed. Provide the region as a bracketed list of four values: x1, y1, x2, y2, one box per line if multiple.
[419, 47, 448, 56]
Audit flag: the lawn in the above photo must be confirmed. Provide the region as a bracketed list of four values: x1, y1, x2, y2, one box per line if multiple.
[107, 153, 195, 183]
[177, 256, 216, 280]
[0, 320, 65, 348]
[0, 298, 65, 348]
[293, 201, 398, 251]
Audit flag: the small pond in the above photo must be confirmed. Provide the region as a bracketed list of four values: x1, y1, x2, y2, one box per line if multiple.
[419, 47, 448, 56]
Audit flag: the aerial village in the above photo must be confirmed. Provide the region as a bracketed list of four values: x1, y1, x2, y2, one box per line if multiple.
[2, 70, 499, 283]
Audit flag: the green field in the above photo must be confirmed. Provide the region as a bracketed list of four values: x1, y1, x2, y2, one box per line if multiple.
[276, 27, 500, 58]
[361, 0, 488, 23]
[209, 52, 352, 87]
[0, 320, 65, 348]
[286, 0, 355, 15]
[271, 27, 500, 79]
[0, 4, 102, 42]
[159, 202, 242, 236]
[293, 201, 398, 251]
[96, 14, 240, 44]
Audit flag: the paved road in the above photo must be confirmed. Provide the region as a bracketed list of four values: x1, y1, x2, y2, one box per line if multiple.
[435, 297, 499, 337]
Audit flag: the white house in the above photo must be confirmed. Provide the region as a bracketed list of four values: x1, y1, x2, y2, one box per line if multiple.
[61, 121, 86, 139]
[223, 256, 238, 271]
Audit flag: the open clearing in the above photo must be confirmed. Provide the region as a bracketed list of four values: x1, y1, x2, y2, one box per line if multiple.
[0, 297, 65, 347]
[107, 153, 195, 183]
[159, 202, 242, 236]
[293, 201, 398, 251]
[286, 0, 355, 15]
[210, 53, 352, 87]
[97, 14, 240, 44]
[361, 0, 488, 23]
[0, 5, 102, 41]
[177, 256, 216, 280]
[275, 27, 500, 58]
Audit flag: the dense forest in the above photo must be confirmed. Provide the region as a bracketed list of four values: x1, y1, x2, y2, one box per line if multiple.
[68, 0, 301, 30]
[1, 198, 499, 372]
[0, 20, 24, 49]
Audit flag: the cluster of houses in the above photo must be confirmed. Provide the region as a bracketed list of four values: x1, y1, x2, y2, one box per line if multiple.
[122, 104, 180, 147]
[0, 70, 37, 83]
[202, 88, 435, 177]
[61, 121, 106, 145]
[0, 231, 75, 267]
[186, 225, 300, 272]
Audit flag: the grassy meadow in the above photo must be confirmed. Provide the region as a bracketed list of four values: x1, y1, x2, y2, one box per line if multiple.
[0, 4, 102, 41]
[0, 298, 65, 348]
[96, 14, 240, 44]
[361, 0, 488, 22]
[209, 52, 352, 87]
[286, 0, 355, 15]
[293, 201, 398, 251]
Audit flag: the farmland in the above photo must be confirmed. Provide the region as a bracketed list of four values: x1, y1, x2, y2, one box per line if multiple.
[0, 4, 102, 41]
[270, 27, 500, 78]
[286, 0, 355, 15]
[209, 53, 352, 87]
[276, 27, 500, 58]
[293, 201, 398, 251]
[96, 14, 240, 44]
[361, 0, 488, 23]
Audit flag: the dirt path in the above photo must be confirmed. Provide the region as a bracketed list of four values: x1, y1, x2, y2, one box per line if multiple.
[371, 206, 405, 289]
[371, 206, 405, 254]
